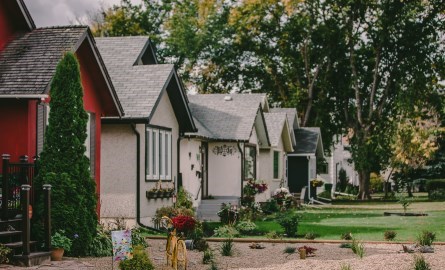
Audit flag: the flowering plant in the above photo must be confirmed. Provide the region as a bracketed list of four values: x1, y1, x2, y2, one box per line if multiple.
[243, 179, 268, 196]
[171, 215, 196, 233]
[310, 179, 324, 188]
[272, 187, 290, 200]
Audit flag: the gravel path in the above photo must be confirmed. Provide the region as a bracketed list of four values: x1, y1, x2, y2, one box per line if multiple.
[4, 239, 444, 269]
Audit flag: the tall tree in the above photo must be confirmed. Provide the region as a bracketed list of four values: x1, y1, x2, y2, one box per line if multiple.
[33, 52, 97, 256]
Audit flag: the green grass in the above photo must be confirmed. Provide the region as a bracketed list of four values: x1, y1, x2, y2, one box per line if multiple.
[211, 202, 445, 242]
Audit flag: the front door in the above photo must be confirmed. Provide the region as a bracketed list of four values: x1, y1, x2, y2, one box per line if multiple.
[201, 142, 208, 198]
[288, 156, 308, 193]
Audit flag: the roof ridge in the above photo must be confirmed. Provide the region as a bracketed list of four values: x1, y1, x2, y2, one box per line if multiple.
[37, 25, 88, 30]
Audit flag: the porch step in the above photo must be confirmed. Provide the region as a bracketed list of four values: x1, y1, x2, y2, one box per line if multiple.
[13, 251, 51, 267]
[197, 196, 239, 221]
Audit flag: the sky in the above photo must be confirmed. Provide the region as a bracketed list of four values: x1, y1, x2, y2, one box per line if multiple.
[24, 0, 142, 27]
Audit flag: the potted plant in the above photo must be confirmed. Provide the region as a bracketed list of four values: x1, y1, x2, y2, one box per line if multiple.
[50, 230, 72, 261]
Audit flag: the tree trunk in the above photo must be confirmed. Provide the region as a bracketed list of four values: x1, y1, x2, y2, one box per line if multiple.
[357, 170, 372, 200]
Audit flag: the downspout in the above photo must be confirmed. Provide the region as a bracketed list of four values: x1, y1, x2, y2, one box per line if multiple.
[131, 124, 163, 233]
[307, 156, 311, 201]
[238, 142, 244, 198]
[177, 132, 182, 188]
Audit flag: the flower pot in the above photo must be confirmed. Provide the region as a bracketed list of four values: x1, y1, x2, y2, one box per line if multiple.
[51, 247, 65, 261]
[146, 191, 157, 199]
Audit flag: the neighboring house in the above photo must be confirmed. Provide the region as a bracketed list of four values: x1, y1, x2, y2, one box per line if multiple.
[96, 37, 196, 227]
[287, 127, 324, 198]
[258, 112, 294, 200]
[0, 0, 123, 204]
[180, 94, 270, 209]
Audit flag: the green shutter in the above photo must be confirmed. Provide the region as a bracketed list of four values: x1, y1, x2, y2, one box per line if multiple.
[273, 151, 279, 179]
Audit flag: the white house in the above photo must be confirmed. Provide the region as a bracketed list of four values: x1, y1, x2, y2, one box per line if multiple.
[180, 94, 270, 212]
[96, 37, 196, 227]
[258, 112, 295, 200]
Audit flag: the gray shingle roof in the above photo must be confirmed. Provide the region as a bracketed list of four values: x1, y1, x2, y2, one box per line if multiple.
[270, 108, 299, 129]
[264, 113, 287, 147]
[96, 37, 174, 118]
[0, 26, 88, 95]
[186, 94, 266, 140]
[292, 127, 321, 154]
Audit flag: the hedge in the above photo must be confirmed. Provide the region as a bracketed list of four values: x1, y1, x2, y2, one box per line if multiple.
[426, 179, 445, 192]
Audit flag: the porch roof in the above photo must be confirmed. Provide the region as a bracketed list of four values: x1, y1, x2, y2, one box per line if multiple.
[292, 127, 323, 157]
[186, 94, 269, 143]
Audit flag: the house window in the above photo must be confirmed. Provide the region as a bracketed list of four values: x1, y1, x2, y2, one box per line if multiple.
[146, 127, 172, 181]
[85, 112, 96, 177]
[273, 151, 279, 179]
[244, 145, 256, 180]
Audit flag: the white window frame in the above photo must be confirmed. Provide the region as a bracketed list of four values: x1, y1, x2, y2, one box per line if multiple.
[159, 130, 165, 180]
[146, 127, 172, 181]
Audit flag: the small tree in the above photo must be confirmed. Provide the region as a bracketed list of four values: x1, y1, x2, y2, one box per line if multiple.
[338, 168, 348, 192]
[33, 52, 97, 256]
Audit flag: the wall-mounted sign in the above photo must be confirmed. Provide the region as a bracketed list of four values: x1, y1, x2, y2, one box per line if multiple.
[212, 144, 237, 156]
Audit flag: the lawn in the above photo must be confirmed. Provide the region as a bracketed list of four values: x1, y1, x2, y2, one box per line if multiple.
[208, 202, 445, 242]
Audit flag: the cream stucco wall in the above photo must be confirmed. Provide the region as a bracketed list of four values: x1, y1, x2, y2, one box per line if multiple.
[180, 138, 202, 207]
[100, 91, 182, 227]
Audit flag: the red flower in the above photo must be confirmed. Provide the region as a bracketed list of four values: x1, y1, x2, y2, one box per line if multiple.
[171, 215, 196, 233]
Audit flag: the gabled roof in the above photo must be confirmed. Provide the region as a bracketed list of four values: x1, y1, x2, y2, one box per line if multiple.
[291, 127, 324, 157]
[97, 37, 196, 132]
[186, 94, 270, 146]
[264, 112, 294, 152]
[0, 25, 123, 116]
[270, 107, 300, 129]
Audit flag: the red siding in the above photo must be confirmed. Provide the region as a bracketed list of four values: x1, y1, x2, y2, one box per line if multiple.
[0, 99, 37, 169]
[0, 1, 32, 51]
[0, 4, 16, 51]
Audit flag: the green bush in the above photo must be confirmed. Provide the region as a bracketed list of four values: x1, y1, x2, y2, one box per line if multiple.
[213, 225, 239, 238]
[131, 227, 148, 248]
[0, 244, 11, 264]
[217, 203, 237, 224]
[318, 190, 331, 199]
[33, 53, 97, 256]
[235, 220, 257, 235]
[188, 223, 209, 251]
[428, 189, 445, 200]
[351, 238, 365, 259]
[338, 168, 348, 192]
[176, 187, 194, 210]
[118, 245, 154, 270]
[417, 231, 436, 246]
[277, 211, 300, 237]
[384, 230, 397, 241]
[304, 232, 317, 240]
[261, 200, 280, 214]
[412, 254, 431, 270]
[220, 238, 234, 256]
[86, 224, 112, 257]
[370, 173, 384, 193]
[426, 179, 445, 192]
[202, 249, 213, 264]
[324, 183, 333, 192]
[51, 230, 73, 252]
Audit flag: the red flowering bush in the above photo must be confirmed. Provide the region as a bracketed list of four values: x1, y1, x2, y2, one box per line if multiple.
[243, 180, 268, 196]
[171, 215, 196, 234]
[298, 246, 317, 255]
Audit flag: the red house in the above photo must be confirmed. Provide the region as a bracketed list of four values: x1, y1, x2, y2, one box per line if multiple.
[0, 0, 124, 207]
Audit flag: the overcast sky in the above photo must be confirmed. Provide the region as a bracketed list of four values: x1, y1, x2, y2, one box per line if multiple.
[24, 0, 142, 27]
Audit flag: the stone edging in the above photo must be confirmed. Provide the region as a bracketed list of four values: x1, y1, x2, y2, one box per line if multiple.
[146, 236, 445, 245]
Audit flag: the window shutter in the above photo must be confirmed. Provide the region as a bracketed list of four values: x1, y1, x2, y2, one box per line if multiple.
[36, 104, 46, 154]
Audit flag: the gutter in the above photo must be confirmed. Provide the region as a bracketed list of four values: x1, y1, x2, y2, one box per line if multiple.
[131, 124, 163, 233]
[0, 94, 48, 99]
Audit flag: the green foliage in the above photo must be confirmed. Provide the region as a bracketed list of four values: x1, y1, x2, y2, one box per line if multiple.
[217, 203, 237, 225]
[324, 183, 333, 192]
[131, 227, 148, 248]
[51, 230, 73, 252]
[213, 225, 239, 238]
[277, 211, 300, 238]
[210, 261, 219, 270]
[261, 200, 280, 215]
[304, 232, 317, 240]
[283, 246, 296, 254]
[202, 249, 213, 264]
[188, 223, 208, 251]
[412, 254, 431, 270]
[417, 231, 436, 246]
[235, 220, 257, 235]
[33, 52, 97, 256]
[426, 180, 445, 196]
[265, 231, 282, 240]
[396, 193, 412, 213]
[341, 232, 353, 240]
[317, 190, 331, 199]
[384, 230, 397, 241]
[428, 189, 445, 200]
[86, 224, 112, 257]
[351, 238, 365, 259]
[118, 245, 154, 270]
[0, 244, 11, 264]
[176, 187, 194, 210]
[220, 238, 234, 256]
[340, 263, 352, 270]
[339, 243, 352, 249]
[370, 173, 384, 193]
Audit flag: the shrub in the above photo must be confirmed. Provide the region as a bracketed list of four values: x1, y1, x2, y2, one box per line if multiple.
[118, 245, 154, 270]
[235, 220, 257, 235]
[261, 200, 280, 214]
[87, 224, 112, 257]
[304, 232, 317, 240]
[351, 238, 365, 259]
[412, 254, 431, 270]
[210, 261, 219, 270]
[396, 193, 412, 214]
[202, 249, 214, 264]
[217, 203, 238, 224]
[172, 215, 196, 235]
[220, 238, 234, 256]
[417, 231, 436, 246]
[317, 190, 331, 199]
[33, 53, 97, 256]
[340, 263, 352, 270]
[213, 225, 239, 238]
[51, 230, 73, 252]
[384, 230, 397, 241]
[188, 223, 209, 251]
[283, 246, 296, 254]
[338, 168, 348, 192]
[131, 227, 148, 248]
[370, 173, 384, 193]
[341, 232, 353, 240]
[428, 189, 445, 200]
[176, 187, 194, 210]
[0, 244, 11, 264]
[277, 211, 300, 237]
[426, 179, 445, 193]
[265, 231, 282, 240]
